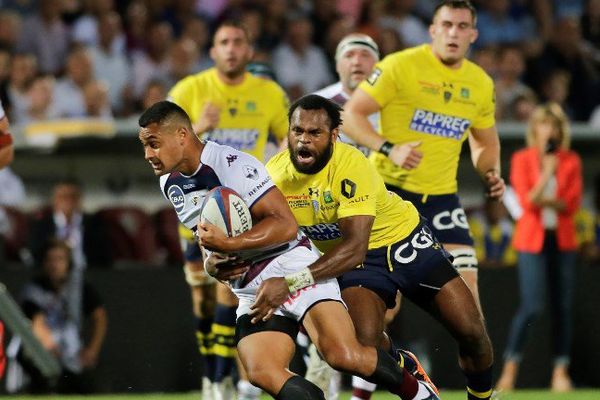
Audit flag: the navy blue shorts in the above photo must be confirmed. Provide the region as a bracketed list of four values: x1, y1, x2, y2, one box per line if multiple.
[184, 239, 203, 262]
[387, 185, 474, 246]
[337, 220, 459, 309]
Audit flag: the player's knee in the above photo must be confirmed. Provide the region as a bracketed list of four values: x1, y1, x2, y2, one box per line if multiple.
[459, 322, 493, 359]
[354, 324, 383, 347]
[319, 341, 360, 372]
[245, 365, 274, 390]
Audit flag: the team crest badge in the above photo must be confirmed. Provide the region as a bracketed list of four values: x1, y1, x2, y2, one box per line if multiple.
[460, 88, 470, 98]
[324, 191, 333, 203]
[312, 200, 320, 214]
[245, 101, 256, 112]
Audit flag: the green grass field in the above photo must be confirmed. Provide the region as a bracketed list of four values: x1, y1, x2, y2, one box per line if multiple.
[7, 391, 600, 400]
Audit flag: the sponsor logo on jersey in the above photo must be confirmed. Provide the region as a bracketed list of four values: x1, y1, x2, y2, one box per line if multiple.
[244, 165, 258, 180]
[286, 195, 311, 209]
[167, 185, 185, 212]
[367, 67, 382, 85]
[409, 109, 471, 140]
[203, 129, 259, 150]
[300, 223, 342, 241]
[226, 154, 238, 166]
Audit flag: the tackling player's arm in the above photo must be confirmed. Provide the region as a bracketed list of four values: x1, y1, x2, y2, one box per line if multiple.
[469, 125, 505, 200]
[248, 215, 373, 323]
[344, 89, 422, 169]
[197, 187, 298, 253]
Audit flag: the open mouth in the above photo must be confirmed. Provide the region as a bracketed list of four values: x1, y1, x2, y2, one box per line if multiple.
[447, 43, 459, 50]
[296, 149, 315, 164]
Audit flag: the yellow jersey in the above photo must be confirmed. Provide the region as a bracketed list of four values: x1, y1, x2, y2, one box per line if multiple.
[359, 44, 496, 194]
[267, 142, 420, 253]
[168, 68, 289, 162]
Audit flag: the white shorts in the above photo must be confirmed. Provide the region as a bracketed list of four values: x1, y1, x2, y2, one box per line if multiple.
[234, 245, 343, 322]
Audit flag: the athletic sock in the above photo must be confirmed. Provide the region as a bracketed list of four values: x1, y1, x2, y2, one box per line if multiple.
[464, 366, 493, 400]
[212, 304, 237, 382]
[364, 348, 418, 400]
[195, 316, 216, 381]
[276, 375, 325, 399]
[351, 376, 377, 399]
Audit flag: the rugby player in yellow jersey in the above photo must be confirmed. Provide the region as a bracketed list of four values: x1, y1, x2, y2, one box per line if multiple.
[168, 20, 289, 400]
[254, 94, 494, 400]
[344, 0, 505, 310]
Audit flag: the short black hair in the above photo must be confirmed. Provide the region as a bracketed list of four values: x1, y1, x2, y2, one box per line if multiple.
[139, 100, 192, 129]
[288, 94, 343, 131]
[433, 0, 477, 25]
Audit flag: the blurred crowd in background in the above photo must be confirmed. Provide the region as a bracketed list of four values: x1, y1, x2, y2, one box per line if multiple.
[0, 0, 600, 125]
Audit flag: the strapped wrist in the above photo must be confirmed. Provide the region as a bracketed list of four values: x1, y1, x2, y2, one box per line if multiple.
[378, 141, 394, 157]
[284, 268, 315, 292]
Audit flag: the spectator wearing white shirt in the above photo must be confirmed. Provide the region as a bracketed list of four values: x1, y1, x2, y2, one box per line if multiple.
[53, 47, 94, 119]
[88, 12, 132, 114]
[378, 0, 430, 47]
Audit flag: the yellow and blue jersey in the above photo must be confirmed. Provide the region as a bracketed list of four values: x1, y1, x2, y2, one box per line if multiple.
[267, 142, 420, 253]
[359, 44, 496, 195]
[168, 68, 289, 162]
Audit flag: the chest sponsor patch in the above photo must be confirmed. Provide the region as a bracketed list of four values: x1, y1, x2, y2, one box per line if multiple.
[203, 128, 259, 149]
[300, 223, 342, 241]
[409, 109, 471, 140]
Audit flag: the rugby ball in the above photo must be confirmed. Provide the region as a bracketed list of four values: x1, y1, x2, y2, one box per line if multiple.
[200, 186, 253, 237]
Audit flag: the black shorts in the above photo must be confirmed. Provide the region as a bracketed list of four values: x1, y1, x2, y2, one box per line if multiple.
[337, 220, 459, 309]
[387, 185, 474, 246]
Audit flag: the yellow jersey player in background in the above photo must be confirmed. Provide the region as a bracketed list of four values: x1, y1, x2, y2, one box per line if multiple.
[168, 20, 288, 400]
[254, 94, 494, 400]
[343, 3, 504, 397]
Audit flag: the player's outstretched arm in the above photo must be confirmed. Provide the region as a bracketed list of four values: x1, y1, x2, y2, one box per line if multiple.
[198, 187, 298, 253]
[469, 126, 505, 200]
[342, 89, 385, 151]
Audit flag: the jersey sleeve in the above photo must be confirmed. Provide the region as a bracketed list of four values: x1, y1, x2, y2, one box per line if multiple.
[472, 75, 496, 129]
[269, 84, 290, 141]
[217, 148, 275, 209]
[334, 149, 378, 219]
[358, 55, 402, 108]
[168, 77, 195, 118]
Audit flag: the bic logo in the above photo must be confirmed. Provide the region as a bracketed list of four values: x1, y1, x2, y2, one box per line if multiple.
[432, 208, 469, 230]
[167, 185, 186, 213]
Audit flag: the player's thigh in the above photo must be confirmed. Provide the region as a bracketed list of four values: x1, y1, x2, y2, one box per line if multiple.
[342, 286, 387, 346]
[216, 281, 239, 306]
[237, 330, 296, 394]
[303, 300, 366, 368]
[427, 275, 485, 340]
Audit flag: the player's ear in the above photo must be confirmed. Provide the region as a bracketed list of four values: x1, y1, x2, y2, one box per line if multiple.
[470, 28, 479, 44]
[428, 23, 435, 40]
[331, 127, 339, 142]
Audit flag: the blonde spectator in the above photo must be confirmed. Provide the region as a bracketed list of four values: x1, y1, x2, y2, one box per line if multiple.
[497, 103, 582, 392]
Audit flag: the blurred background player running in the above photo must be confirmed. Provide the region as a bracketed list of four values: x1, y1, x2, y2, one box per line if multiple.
[167, 20, 289, 400]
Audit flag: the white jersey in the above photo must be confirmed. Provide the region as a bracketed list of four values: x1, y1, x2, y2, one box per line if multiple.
[159, 141, 274, 231]
[314, 82, 379, 156]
